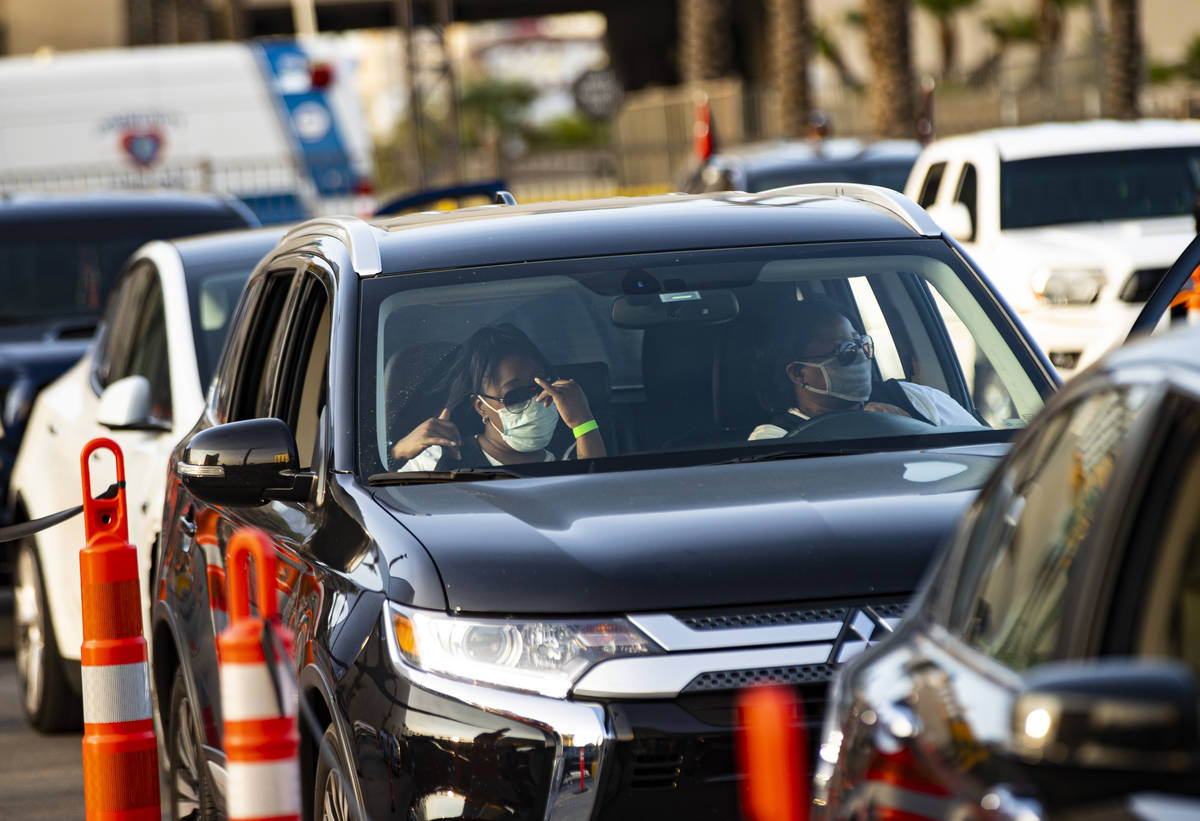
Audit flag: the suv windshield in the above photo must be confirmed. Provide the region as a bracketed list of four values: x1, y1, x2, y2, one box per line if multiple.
[1000, 146, 1200, 229]
[358, 240, 1049, 480]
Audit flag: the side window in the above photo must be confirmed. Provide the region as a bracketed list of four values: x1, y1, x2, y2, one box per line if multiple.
[275, 276, 330, 469]
[917, 161, 947, 208]
[948, 386, 1154, 670]
[227, 273, 294, 423]
[93, 264, 150, 390]
[955, 163, 979, 242]
[847, 276, 905, 381]
[118, 275, 173, 423]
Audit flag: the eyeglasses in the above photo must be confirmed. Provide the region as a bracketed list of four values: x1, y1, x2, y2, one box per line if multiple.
[478, 379, 551, 411]
[804, 334, 874, 366]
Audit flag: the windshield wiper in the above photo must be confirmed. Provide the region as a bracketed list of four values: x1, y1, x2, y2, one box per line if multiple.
[712, 446, 856, 465]
[368, 467, 523, 485]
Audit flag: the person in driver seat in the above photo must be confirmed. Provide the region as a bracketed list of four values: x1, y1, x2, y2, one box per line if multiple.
[749, 297, 980, 440]
[391, 323, 605, 470]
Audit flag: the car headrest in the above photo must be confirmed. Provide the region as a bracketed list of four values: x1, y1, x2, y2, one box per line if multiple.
[641, 324, 719, 405]
[556, 361, 611, 408]
[384, 341, 459, 441]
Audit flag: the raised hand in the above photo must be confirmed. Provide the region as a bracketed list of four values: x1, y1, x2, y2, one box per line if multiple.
[391, 408, 461, 462]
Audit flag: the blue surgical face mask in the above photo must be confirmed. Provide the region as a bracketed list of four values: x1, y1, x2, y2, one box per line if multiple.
[480, 396, 558, 452]
[797, 353, 873, 403]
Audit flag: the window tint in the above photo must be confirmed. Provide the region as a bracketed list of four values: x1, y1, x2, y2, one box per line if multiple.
[917, 161, 947, 208]
[1000, 147, 1200, 229]
[93, 268, 140, 389]
[954, 163, 978, 242]
[276, 277, 330, 469]
[120, 275, 172, 423]
[950, 386, 1153, 670]
[228, 273, 293, 422]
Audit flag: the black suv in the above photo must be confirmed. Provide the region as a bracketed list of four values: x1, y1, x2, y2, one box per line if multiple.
[814, 237, 1200, 820]
[152, 186, 1057, 820]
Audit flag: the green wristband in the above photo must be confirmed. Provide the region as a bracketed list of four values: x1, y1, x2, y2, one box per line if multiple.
[572, 419, 599, 439]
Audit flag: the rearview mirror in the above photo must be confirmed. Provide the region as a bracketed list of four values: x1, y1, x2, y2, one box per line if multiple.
[611, 290, 739, 328]
[97, 375, 164, 430]
[1010, 659, 1199, 805]
[926, 202, 974, 243]
[177, 418, 314, 506]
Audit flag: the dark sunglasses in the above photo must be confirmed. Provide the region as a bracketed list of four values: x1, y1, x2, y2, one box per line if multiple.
[478, 378, 552, 411]
[804, 334, 874, 366]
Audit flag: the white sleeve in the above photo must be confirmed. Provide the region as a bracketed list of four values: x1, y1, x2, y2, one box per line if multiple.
[398, 445, 443, 472]
[748, 423, 788, 441]
[898, 382, 984, 427]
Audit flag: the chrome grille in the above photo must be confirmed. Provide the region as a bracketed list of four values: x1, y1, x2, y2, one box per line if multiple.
[680, 606, 848, 630]
[683, 663, 835, 692]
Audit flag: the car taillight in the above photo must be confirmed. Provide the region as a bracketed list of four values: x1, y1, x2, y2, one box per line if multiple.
[310, 62, 334, 89]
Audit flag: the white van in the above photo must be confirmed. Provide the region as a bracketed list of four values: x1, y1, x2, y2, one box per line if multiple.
[0, 38, 374, 223]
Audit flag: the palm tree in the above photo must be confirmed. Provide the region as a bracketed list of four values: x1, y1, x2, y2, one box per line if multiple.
[967, 12, 1038, 87]
[914, 0, 978, 80]
[865, 0, 916, 138]
[678, 0, 732, 83]
[1106, 0, 1142, 119]
[1033, 0, 1088, 90]
[766, 0, 812, 137]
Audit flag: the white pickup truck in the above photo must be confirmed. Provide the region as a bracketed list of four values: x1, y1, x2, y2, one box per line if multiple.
[905, 120, 1200, 377]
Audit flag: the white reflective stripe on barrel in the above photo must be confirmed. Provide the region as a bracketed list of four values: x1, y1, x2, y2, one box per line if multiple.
[220, 662, 298, 721]
[227, 758, 302, 818]
[81, 662, 152, 724]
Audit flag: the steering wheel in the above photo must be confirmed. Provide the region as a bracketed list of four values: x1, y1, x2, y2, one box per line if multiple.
[783, 408, 938, 441]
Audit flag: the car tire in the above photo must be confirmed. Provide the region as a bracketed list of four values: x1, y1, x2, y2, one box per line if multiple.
[166, 669, 217, 821]
[13, 540, 83, 733]
[313, 724, 353, 821]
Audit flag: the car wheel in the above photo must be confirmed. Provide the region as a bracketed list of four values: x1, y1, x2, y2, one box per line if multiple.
[13, 540, 82, 732]
[167, 670, 216, 821]
[314, 725, 353, 821]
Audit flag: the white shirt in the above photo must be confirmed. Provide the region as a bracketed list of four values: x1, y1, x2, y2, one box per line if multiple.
[746, 383, 982, 441]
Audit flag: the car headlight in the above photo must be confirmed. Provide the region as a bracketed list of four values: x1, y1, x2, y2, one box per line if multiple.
[1031, 267, 1106, 305]
[386, 603, 661, 698]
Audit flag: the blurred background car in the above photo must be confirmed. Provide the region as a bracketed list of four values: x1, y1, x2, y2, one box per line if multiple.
[679, 137, 921, 195]
[906, 119, 1200, 379]
[813, 235, 1200, 821]
[8, 225, 280, 731]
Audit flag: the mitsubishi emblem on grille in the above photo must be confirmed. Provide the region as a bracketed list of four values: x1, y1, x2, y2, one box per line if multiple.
[829, 606, 895, 665]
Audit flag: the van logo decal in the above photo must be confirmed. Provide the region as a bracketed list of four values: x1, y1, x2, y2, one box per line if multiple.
[121, 127, 164, 167]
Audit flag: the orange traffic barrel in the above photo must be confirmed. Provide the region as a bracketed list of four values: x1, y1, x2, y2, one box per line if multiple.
[737, 684, 809, 821]
[218, 528, 300, 821]
[79, 438, 160, 821]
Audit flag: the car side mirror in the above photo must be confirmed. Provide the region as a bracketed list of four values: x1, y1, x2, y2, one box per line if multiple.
[926, 202, 974, 243]
[177, 418, 315, 506]
[1011, 659, 1199, 773]
[97, 375, 164, 430]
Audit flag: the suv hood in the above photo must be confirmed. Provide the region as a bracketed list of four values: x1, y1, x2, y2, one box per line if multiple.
[373, 445, 1005, 615]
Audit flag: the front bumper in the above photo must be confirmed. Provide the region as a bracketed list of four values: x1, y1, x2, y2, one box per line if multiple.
[355, 602, 881, 820]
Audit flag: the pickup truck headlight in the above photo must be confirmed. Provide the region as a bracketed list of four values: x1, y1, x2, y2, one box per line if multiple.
[387, 603, 661, 698]
[1031, 267, 1106, 305]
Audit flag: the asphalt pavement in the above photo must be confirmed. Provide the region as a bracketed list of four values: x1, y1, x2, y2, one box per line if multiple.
[0, 653, 171, 820]
[0, 654, 87, 819]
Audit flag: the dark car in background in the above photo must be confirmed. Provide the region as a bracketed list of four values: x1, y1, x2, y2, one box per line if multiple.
[0, 190, 256, 648]
[0, 191, 257, 507]
[813, 237, 1200, 821]
[151, 185, 1057, 820]
[679, 138, 921, 195]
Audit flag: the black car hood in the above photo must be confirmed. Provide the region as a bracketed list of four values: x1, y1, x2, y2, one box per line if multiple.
[373, 445, 1005, 615]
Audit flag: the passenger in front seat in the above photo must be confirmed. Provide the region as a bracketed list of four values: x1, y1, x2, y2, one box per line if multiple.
[750, 297, 981, 440]
[391, 323, 606, 470]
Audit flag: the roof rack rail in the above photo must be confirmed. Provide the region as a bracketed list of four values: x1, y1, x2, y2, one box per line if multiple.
[281, 216, 383, 276]
[766, 182, 941, 238]
[494, 190, 517, 206]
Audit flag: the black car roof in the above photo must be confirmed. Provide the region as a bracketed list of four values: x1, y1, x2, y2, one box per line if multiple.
[0, 190, 252, 224]
[171, 226, 287, 279]
[368, 190, 930, 275]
